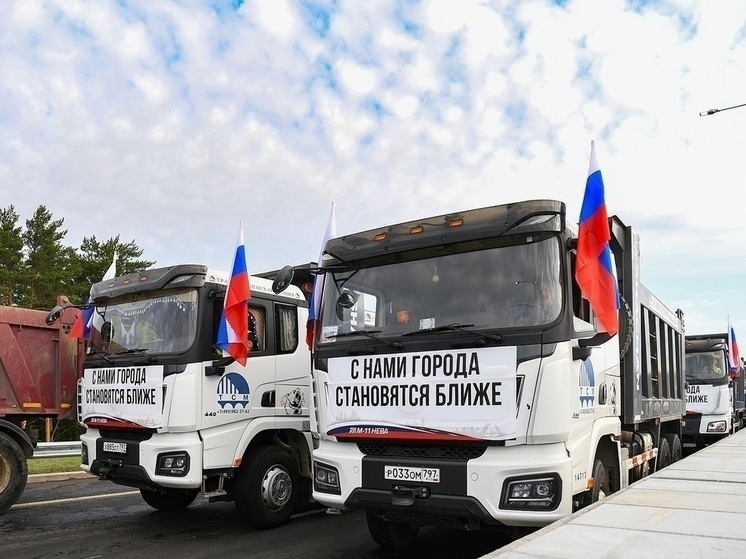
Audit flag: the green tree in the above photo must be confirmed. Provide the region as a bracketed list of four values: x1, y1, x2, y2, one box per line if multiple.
[21, 205, 75, 309]
[0, 205, 24, 306]
[68, 235, 156, 304]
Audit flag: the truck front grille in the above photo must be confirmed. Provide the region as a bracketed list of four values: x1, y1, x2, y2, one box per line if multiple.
[357, 443, 486, 460]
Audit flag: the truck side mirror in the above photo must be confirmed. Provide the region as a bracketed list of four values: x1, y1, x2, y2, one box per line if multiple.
[272, 265, 295, 294]
[45, 305, 64, 325]
[335, 290, 357, 320]
[101, 321, 113, 344]
[206, 355, 236, 376]
[573, 346, 593, 361]
[578, 332, 613, 348]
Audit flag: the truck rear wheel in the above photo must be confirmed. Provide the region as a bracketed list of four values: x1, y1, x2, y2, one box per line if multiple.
[234, 445, 299, 529]
[0, 432, 28, 513]
[366, 509, 419, 549]
[664, 433, 682, 463]
[139, 488, 198, 511]
[656, 437, 672, 471]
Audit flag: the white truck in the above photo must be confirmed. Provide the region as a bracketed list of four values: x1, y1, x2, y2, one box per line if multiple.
[683, 333, 745, 447]
[47, 264, 314, 528]
[273, 199, 686, 548]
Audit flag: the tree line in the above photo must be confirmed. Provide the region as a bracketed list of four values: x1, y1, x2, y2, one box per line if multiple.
[0, 204, 155, 310]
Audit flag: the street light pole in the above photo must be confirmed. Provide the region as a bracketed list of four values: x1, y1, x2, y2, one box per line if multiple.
[699, 102, 746, 116]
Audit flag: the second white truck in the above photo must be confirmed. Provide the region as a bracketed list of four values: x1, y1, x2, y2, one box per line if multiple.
[274, 199, 686, 548]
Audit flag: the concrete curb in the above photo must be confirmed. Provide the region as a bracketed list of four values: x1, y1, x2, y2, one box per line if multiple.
[28, 471, 95, 484]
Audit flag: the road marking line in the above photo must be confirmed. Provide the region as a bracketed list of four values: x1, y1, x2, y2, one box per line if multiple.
[14, 491, 140, 508]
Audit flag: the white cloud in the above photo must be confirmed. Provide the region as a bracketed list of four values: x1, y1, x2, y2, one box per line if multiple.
[0, 0, 744, 334]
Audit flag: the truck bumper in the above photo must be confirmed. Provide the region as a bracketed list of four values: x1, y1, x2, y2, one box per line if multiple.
[312, 439, 573, 528]
[683, 413, 730, 440]
[80, 429, 203, 490]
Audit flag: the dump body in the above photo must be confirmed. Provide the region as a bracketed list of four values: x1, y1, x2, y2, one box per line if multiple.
[0, 301, 82, 422]
[0, 297, 83, 513]
[609, 216, 686, 429]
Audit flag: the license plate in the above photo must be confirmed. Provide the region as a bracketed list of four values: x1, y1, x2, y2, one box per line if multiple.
[384, 465, 440, 483]
[103, 441, 127, 454]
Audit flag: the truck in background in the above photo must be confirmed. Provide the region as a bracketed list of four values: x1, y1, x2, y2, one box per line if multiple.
[273, 199, 686, 548]
[683, 333, 745, 448]
[47, 264, 314, 528]
[0, 297, 83, 513]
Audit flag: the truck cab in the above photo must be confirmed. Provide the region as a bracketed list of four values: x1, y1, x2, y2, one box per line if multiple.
[684, 334, 745, 447]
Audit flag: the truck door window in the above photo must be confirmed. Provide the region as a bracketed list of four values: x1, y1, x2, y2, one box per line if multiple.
[276, 304, 298, 354]
[248, 305, 266, 353]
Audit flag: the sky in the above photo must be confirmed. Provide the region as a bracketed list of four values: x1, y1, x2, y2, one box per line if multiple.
[1, 0, 744, 336]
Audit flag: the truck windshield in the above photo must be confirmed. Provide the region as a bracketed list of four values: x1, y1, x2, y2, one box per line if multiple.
[685, 351, 728, 384]
[89, 288, 198, 354]
[318, 235, 562, 343]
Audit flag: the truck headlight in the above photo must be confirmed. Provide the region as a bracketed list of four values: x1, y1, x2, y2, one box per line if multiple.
[81, 442, 89, 465]
[314, 462, 341, 495]
[707, 420, 727, 433]
[156, 452, 190, 476]
[501, 474, 561, 511]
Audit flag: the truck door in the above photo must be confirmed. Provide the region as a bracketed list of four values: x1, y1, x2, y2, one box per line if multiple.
[273, 302, 310, 419]
[201, 300, 275, 430]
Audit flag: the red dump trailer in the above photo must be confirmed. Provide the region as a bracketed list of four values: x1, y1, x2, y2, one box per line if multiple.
[0, 297, 83, 512]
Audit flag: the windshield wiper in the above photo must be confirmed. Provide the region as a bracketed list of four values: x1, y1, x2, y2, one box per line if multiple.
[331, 329, 403, 350]
[332, 329, 383, 339]
[113, 348, 158, 364]
[402, 323, 503, 343]
[88, 346, 114, 364]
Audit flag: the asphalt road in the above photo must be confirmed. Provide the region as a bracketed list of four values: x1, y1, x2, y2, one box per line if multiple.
[1, 476, 514, 559]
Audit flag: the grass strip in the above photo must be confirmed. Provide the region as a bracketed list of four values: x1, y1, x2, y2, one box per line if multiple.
[28, 456, 82, 475]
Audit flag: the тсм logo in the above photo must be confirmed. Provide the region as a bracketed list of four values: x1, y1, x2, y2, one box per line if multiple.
[217, 372, 250, 408]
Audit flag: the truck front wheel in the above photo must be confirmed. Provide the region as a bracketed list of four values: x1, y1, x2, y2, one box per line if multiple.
[139, 488, 198, 511]
[234, 445, 299, 529]
[366, 509, 419, 549]
[0, 432, 28, 514]
[590, 459, 609, 503]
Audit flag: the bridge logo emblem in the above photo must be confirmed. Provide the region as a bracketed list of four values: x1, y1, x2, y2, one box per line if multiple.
[217, 372, 251, 408]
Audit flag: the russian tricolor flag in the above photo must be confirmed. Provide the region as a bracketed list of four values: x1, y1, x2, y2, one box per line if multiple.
[217, 222, 250, 365]
[306, 203, 336, 348]
[728, 317, 741, 376]
[68, 252, 117, 339]
[575, 141, 619, 336]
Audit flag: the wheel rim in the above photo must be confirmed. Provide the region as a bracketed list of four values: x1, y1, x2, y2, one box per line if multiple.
[0, 454, 10, 492]
[261, 465, 292, 511]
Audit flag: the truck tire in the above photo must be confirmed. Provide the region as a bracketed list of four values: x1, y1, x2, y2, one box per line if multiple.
[590, 459, 609, 503]
[664, 433, 682, 463]
[656, 437, 672, 471]
[139, 488, 198, 511]
[234, 445, 299, 529]
[0, 432, 28, 514]
[617, 295, 633, 359]
[366, 509, 419, 549]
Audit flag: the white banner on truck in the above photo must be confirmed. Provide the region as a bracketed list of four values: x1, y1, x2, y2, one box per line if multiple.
[326, 346, 517, 441]
[81, 365, 164, 428]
